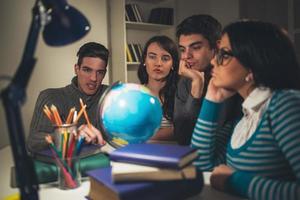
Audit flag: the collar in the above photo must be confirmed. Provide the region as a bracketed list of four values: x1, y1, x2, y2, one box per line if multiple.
[242, 87, 272, 116]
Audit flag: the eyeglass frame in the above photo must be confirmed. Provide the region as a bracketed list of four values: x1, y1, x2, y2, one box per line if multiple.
[215, 48, 235, 66]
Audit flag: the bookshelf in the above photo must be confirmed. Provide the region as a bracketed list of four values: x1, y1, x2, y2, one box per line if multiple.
[109, 0, 176, 84]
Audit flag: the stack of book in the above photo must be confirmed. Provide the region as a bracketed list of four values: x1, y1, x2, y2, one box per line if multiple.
[86, 143, 203, 200]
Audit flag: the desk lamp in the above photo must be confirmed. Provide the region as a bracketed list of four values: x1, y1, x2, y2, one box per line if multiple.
[1, 0, 90, 199]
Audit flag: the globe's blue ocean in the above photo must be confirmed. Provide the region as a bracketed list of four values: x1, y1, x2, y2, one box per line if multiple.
[99, 83, 162, 146]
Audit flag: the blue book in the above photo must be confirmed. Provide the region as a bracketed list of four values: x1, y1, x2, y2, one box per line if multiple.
[86, 167, 203, 200]
[109, 143, 198, 169]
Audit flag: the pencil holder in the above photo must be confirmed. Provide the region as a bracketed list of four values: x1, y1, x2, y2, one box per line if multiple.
[54, 123, 77, 151]
[57, 156, 81, 190]
[53, 123, 81, 189]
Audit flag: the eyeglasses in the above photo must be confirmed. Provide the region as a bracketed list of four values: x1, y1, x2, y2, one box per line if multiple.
[216, 48, 234, 66]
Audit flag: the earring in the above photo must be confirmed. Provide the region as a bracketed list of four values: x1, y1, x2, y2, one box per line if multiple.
[245, 76, 250, 82]
[143, 63, 146, 66]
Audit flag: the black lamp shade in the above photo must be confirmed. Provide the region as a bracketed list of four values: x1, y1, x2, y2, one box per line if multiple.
[43, 4, 90, 46]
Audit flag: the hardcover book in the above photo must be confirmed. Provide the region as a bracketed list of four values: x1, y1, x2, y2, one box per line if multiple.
[125, 4, 137, 22]
[86, 167, 203, 200]
[109, 143, 198, 169]
[111, 161, 196, 182]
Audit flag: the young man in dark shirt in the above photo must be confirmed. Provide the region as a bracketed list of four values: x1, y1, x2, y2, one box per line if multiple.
[27, 42, 108, 153]
[173, 15, 222, 145]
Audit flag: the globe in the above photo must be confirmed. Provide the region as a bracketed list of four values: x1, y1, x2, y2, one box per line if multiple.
[98, 82, 162, 147]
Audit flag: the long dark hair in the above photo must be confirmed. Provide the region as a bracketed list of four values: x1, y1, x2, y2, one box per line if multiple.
[223, 20, 300, 90]
[137, 35, 179, 121]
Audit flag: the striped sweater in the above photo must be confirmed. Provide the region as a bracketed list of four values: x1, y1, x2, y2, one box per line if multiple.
[191, 90, 300, 200]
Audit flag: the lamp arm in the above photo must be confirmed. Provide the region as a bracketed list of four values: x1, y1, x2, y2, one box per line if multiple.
[12, 0, 40, 89]
[1, 0, 42, 199]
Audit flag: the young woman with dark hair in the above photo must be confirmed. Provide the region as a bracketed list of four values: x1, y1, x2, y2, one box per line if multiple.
[137, 35, 179, 141]
[191, 20, 300, 199]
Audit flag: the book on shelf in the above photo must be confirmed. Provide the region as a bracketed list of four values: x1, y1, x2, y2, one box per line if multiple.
[148, 7, 173, 25]
[130, 43, 139, 62]
[126, 44, 133, 62]
[125, 4, 143, 22]
[125, 4, 135, 21]
[86, 167, 203, 200]
[132, 4, 143, 22]
[109, 143, 198, 169]
[137, 44, 143, 59]
[111, 161, 196, 182]
[133, 44, 142, 62]
[125, 9, 130, 21]
[127, 44, 137, 62]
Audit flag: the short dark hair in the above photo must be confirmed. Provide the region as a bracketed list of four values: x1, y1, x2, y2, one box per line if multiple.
[76, 42, 109, 66]
[176, 14, 222, 49]
[224, 20, 300, 90]
[138, 35, 179, 120]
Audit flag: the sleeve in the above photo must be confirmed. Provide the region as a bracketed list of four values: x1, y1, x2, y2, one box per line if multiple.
[191, 99, 233, 171]
[173, 78, 202, 145]
[27, 90, 56, 154]
[228, 91, 300, 200]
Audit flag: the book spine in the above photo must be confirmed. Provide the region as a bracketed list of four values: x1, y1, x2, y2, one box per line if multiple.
[128, 44, 138, 62]
[127, 44, 136, 62]
[132, 4, 143, 22]
[125, 4, 137, 22]
[133, 44, 142, 62]
[126, 44, 133, 62]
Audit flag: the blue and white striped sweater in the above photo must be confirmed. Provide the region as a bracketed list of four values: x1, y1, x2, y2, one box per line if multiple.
[191, 90, 300, 200]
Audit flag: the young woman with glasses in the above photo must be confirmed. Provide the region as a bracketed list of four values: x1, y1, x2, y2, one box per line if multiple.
[191, 20, 300, 199]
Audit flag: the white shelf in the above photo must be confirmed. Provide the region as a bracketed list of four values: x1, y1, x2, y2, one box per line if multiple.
[127, 62, 140, 66]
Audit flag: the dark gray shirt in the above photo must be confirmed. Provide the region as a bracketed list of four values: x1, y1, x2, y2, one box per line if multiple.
[173, 76, 242, 145]
[27, 77, 108, 153]
[173, 77, 203, 145]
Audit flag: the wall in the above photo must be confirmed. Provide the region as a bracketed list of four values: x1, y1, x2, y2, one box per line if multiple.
[176, 0, 240, 27]
[239, 0, 288, 29]
[0, 0, 109, 148]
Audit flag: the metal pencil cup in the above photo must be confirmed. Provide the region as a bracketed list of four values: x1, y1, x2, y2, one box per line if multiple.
[54, 123, 81, 189]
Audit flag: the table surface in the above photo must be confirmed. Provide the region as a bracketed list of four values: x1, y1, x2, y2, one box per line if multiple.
[0, 146, 244, 200]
